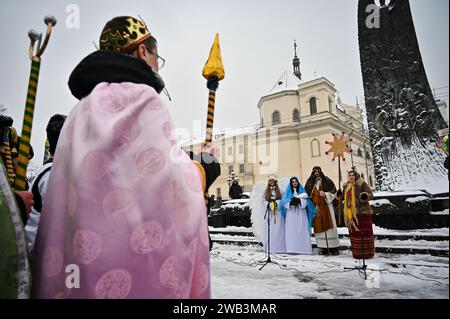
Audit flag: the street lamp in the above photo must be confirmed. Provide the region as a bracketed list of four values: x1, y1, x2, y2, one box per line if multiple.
[227, 171, 238, 187]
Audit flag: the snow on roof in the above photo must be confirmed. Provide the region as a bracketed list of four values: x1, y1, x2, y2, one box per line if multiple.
[181, 124, 260, 146]
[266, 70, 302, 96]
[215, 125, 260, 140]
[336, 103, 346, 113]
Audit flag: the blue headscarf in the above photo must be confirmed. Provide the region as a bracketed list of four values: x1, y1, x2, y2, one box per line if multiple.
[280, 177, 317, 233]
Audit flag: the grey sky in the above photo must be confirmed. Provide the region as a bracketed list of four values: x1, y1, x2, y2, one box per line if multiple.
[1, 0, 448, 164]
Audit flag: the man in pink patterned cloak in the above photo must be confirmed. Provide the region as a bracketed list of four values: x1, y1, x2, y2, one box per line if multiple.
[32, 16, 211, 299]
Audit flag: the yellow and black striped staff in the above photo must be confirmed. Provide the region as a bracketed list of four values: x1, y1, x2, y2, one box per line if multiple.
[204, 80, 218, 148]
[202, 33, 225, 151]
[3, 127, 17, 185]
[15, 16, 57, 191]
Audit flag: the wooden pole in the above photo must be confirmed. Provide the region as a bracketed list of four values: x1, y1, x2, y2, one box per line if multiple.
[338, 155, 342, 226]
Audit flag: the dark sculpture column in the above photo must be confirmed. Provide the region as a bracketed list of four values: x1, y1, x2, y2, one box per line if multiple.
[358, 0, 447, 191]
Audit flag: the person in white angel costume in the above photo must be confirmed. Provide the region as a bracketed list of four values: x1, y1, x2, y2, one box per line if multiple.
[250, 174, 288, 254]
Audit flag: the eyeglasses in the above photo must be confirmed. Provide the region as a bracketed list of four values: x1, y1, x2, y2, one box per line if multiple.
[157, 55, 165, 70]
[142, 44, 166, 70]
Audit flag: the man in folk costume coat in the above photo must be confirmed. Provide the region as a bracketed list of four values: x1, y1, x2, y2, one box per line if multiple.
[305, 166, 340, 255]
[340, 170, 375, 259]
[32, 16, 211, 299]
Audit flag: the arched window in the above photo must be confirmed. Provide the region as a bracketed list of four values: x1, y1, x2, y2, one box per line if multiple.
[311, 139, 321, 157]
[293, 108, 300, 122]
[272, 111, 281, 125]
[328, 98, 333, 113]
[310, 97, 317, 115]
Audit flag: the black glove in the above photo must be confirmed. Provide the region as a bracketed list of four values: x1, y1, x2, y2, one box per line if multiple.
[290, 197, 300, 206]
[188, 151, 221, 192]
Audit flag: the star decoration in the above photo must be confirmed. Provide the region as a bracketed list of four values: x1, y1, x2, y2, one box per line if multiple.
[325, 132, 353, 161]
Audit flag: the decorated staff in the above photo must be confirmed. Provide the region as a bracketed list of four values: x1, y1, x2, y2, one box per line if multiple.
[43, 139, 50, 163]
[325, 132, 353, 226]
[202, 33, 225, 152]
[438, 135, 449, 154]
[14, 16, 57, 191]
[2, 127, 18, 185]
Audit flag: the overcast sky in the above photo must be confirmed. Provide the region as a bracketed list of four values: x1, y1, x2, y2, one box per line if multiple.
[0, 0, 448, 163]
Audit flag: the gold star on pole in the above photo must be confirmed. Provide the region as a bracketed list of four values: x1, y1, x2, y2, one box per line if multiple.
[325, 132, 353, 161]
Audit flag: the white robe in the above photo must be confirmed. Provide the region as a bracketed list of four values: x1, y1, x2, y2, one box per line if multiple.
[261, 190, 285, 254]
[284, 190, 312, 255]
[25, 161, 53, 254]
[314, 192, 340, 249]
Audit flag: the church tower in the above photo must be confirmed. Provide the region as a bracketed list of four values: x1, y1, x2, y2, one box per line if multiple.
[293, 40, 302, 81]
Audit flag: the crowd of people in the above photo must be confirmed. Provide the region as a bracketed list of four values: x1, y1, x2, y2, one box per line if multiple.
[253, 167, 375, 259]
[1, 14, 446, 300]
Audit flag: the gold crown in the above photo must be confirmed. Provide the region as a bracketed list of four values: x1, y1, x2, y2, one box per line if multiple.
[100, 17, 152, 52]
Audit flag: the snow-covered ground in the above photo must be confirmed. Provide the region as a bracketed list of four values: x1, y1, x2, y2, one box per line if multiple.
[210, 244, 449, 299]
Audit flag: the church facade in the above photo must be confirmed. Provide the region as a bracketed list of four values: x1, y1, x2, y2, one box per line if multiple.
[184, 44, 375, 198]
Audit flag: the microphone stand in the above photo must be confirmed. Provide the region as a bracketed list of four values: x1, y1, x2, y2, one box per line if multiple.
[259, 200, 279, 270]
[344, 225, 368, 280]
